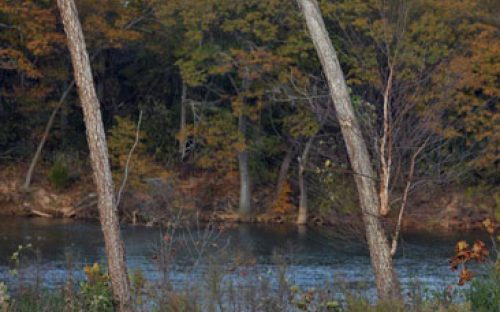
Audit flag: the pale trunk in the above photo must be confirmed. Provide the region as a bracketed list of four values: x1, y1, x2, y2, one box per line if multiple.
[56, 0, 132, 310]
[238, 111, 251, 215]
[379, 66, 393, 216]
[297, 137, 314, 225]
[23, 81, 75, 190]
[298, 0, 401, 300]
[390, 140, 427, 255]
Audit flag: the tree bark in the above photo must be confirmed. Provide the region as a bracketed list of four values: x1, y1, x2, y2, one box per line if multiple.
[379, 65, 393, 216]
[297, 136, 314, 225]
[56, 0, 132, 310]
[238, 110, 251, 215]
[298, 0, 401, 300]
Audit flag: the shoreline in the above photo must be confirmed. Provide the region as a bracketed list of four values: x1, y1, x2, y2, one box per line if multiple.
[1, 170, 497, 233]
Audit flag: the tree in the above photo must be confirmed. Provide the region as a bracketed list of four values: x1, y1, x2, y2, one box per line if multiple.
[55, 0, 132, 310]
[298, 0, 401, 300]
[159, 0, 300, 215]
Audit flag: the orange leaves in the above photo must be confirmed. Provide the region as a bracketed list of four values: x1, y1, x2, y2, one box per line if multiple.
[449, 239, 489, 286]
[84, 263, 109, 285]
[272, 181, 294, 214]
[428, 6, 500, 171]
[0, 0, 63, 80]
[470, 240, 489, 262]
[454, 240, 469, 260]
[458, 267, 473, 286]
[0, 49, 42, 78]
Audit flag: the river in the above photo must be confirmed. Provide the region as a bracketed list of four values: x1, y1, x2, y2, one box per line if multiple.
[0, 217, 491, 299]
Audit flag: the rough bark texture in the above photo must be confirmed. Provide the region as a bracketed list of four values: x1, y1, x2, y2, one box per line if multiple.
[297, 137, 314, 225]
[56, 0, 132, 310]
[298, 0, 401, 300]
[238, 111, 251, 215]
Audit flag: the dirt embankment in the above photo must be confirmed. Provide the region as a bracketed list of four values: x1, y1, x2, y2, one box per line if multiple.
[0, 169, 497, 231]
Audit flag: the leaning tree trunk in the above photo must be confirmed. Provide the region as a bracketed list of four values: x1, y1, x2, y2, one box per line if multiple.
[56, 0, 132, 310]
[238, 110, 252, 215]
[298, 0, 401, 300]
[23, 81, 75, 190]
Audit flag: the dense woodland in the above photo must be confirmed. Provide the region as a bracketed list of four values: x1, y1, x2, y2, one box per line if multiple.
[0, 0, 499, 310]
[1, 0, 498, 216]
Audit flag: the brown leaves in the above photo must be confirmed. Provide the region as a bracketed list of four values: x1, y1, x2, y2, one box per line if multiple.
[471, 240, 489, 262]
[457, 267, 473, 286]
[271, 181, 294, 214]
[449, 239, 489, 286]
[482, 218, 496, 235]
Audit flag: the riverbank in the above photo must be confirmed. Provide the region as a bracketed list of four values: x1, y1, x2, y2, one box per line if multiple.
[1, 165, 497, 232]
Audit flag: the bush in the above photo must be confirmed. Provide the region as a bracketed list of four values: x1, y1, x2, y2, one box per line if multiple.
[80, 263, 114, 312]
[47, 160, 70, 190]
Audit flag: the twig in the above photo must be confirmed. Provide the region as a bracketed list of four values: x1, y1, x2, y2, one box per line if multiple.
[116, 110, 143, 208]
[391, 138, 428, 256]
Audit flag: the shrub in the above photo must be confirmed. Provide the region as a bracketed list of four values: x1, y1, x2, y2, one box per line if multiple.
[47, 160, 70, 190]
[80, 263, 113, 312]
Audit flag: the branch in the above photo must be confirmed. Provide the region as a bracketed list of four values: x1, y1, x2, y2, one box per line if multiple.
[116, 110, 143, 208]
[390, 138, 428, 256]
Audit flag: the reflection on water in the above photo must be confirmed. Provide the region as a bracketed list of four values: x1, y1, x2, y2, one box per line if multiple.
[0, 217, 491, 296]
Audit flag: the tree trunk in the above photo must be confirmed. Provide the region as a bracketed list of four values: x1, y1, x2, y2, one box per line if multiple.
[22, 81, 75, 190]
[298, 0, 401, 300]
[379, 65, 394, 216]
[238, 110, 251, 215]
[297, 136, 314, 225]
[56, 0, 132, 310]
[273, 145, 294, 207]
[179, 83, 187, 159]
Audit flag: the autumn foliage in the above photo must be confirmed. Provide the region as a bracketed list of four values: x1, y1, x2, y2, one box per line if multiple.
[0, 0, 498, 218]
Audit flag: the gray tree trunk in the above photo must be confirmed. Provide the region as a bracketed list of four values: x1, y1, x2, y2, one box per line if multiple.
[238, 111, 251, 215]
[56, 0, 132, 310]
[298, 0, 401, 300]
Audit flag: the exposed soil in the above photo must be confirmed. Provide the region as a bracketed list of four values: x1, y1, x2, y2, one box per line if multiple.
[0, 165, 498, 232]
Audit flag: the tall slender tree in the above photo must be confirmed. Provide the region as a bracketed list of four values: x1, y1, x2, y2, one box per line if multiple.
[298, 0, 401, 300]
[56, 0, 132, 310]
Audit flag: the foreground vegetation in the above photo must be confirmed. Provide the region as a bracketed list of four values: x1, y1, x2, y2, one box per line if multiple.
[1, 261, 499, 312]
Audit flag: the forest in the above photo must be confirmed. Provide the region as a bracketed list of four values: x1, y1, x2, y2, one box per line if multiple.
[0, 0, 498, 311]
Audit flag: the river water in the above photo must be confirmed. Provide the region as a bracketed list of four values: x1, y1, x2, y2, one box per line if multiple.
[0, 217, 491, 299]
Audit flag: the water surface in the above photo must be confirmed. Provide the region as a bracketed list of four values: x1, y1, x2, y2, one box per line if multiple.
[0, 217, 490, 298]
